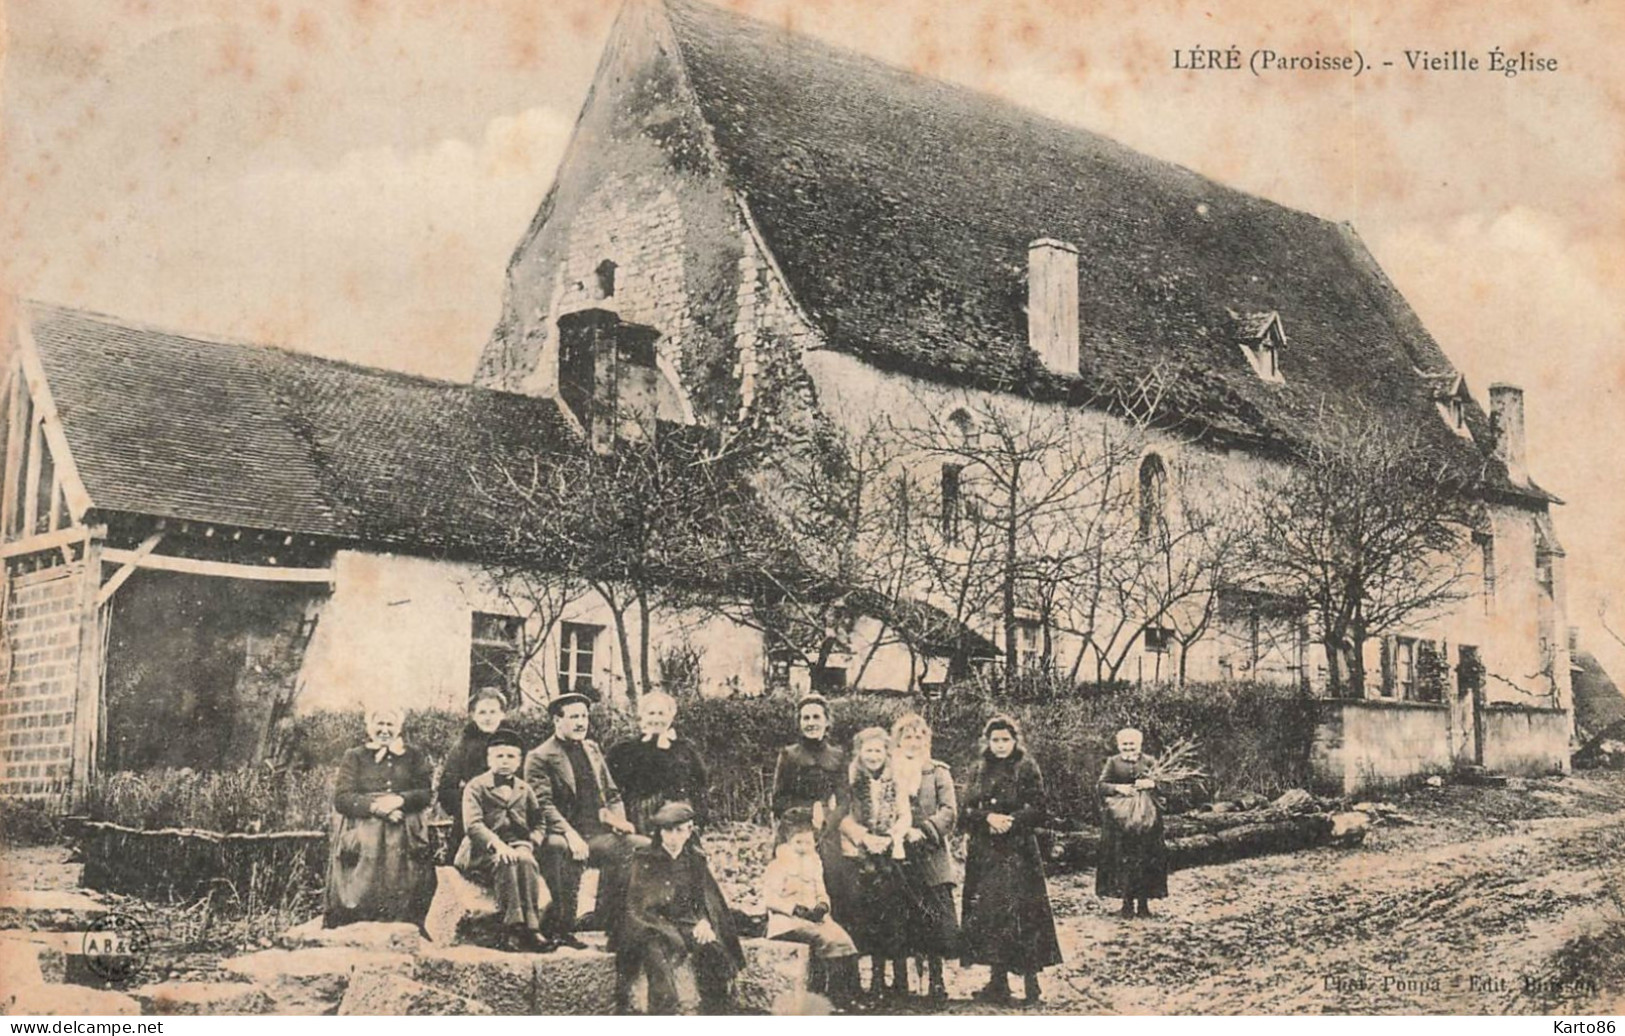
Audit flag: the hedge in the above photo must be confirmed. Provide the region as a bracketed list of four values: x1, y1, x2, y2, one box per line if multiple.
[86, 681, 1318, 834]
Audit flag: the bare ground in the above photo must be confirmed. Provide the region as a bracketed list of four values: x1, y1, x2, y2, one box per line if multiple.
[5, 771, 1624, 1014]
[933, 771, 1625, 1015]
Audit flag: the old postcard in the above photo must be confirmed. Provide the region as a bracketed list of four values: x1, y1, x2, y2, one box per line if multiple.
[1, 0, 1622, 1019]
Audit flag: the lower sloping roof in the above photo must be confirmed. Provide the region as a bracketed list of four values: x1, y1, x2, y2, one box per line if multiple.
[1573, 649, 1625, 744]
[27, 302, 577, 559]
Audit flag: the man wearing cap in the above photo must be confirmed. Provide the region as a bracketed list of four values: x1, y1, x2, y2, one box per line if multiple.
[456, 727, 554, 953]
[525, 693, 650, 949]
[619, 801, 743, 1014]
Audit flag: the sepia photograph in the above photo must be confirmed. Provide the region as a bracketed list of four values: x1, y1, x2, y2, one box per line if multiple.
[1, 0, 1622, 1020]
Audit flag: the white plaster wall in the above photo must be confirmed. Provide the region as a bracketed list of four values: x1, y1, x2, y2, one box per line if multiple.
[297, 550, 768, 715]
[801, 349, 1571, 708]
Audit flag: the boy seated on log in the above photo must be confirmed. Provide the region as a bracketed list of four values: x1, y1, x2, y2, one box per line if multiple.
[456, 728, 556, 953]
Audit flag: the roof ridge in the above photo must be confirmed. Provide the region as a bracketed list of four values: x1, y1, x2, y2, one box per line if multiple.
[660, 0, 1343, 230]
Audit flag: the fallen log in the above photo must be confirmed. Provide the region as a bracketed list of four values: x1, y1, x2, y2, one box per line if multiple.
[77, 820, 326, 905]
[1042, 812, 1345, 873]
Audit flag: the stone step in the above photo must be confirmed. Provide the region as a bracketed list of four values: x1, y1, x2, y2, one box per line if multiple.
[0, 889, 110, 932]
[338, 970, 493, 1015]
[127, 981, 275, 1016]
[277, 916, 422, 955]
[220, 947, 413, 1015]
[0, 930, 73, 984]
[3, 982, 139, 1016]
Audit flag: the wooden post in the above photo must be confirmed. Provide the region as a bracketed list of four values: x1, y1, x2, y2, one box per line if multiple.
[1, 367, 25, 539]
[69, 526, 106, 810]
[21, 413, 43, 541]
[47, 467, 63, 532]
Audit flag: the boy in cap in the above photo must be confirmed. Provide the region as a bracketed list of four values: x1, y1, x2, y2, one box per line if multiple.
[526, 692, 649, 949]
[456, 727, 555, 952]
[619, 801, 743, 1014]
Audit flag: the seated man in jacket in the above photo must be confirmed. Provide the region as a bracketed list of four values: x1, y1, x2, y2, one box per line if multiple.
[455, 727, 554, 952]
[618, 802, 743, 1015]
[525, 693, 649, 949]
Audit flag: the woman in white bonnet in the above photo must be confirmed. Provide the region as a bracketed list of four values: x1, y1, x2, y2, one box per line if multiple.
[324, 703, 437, 928]
[1095, 726, 1169, 919]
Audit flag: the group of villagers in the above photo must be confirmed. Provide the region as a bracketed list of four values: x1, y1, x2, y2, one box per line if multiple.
[323, 690, 1170, 1013]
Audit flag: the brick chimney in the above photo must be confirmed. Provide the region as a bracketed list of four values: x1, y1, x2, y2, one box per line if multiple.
[1028, 238, 1079, 376]
[1489, 383, 1527, 486]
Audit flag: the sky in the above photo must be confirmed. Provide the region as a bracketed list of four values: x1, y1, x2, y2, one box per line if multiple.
[3, 0, 1622, 679]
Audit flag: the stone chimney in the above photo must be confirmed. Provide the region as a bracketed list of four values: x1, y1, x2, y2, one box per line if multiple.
[1028, 238, 1079, 376]
[1489, 383, 1527, 486]
[556, 308, 661, 449]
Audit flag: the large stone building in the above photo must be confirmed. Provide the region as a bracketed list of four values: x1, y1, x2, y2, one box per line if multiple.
[473, 0, 1574, 789]
[0, 0, 1574, 801]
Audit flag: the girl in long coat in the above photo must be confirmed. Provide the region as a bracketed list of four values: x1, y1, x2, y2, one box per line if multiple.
[890, 712, 960, 1000]
[437, 687, 511, 858]
[325, 705, 437, 928]
[838, 727, 917, 996]
[1095, 727, 1169, 917]
[960, 715, 1063, 1005]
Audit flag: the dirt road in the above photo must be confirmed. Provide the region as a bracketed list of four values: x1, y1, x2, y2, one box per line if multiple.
[940, 773, 1625, 1015]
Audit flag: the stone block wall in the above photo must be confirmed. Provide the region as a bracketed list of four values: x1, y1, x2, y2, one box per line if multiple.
[1, 562, 87, 800]
[1311, 699, 1452, 795]
[1480, 703, 1569, 776]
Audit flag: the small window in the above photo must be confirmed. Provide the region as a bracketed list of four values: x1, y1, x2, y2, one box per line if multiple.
[1473, 532, 1496, 613]
[1230, 310, 1286, 384]
[1535, 548, 1554, 596]
[594, 259, 617, 299]
[946, 408, 974, 447]
[811, 665, 847, 694]
[1137, 454, 1169, 544]
[1144, 626, 1172, 654]
[1394, 637, 1416, 700]
[471, 612, 524, 700]
[940, 463, 963, 543]
[559, 622, 602, 698]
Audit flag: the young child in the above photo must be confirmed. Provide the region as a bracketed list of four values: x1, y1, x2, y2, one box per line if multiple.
[764, 808, 859, 1006]
[456, 727, 554, 952]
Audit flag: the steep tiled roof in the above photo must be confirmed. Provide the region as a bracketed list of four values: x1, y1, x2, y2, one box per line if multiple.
[661, 0, 1551, 501]
[27, 303, 576, 557]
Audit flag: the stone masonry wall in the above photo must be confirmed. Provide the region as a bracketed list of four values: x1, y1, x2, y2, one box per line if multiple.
[1, 562, 86, 800]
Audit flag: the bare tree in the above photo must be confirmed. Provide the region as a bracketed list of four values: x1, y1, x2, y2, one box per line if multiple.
[470, 419, 759, 705]
[1245, 407, 1479, 697]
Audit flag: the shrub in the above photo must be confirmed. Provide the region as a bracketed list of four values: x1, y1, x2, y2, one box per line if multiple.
[0, 797, 66, 847]
[83, 767, 337, 834]
[90, 681, 1316, 834]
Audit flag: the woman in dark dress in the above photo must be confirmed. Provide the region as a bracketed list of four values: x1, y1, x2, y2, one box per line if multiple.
[606, 691, 710, 834]
[1096, 727, 1169, 918]
[325, 705, 437, 928]
[960, 714, 1063, 1005]
[437, 687, 512, 857]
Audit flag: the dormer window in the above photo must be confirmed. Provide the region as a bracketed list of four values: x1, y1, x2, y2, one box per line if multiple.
[1422, 371, 1473, 440]
[1228, 309, 1285, 384]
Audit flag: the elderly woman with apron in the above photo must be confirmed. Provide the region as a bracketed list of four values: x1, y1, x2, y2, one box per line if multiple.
[324, 704, 437, 928]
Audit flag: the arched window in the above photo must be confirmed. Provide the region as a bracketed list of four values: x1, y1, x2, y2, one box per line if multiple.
[946, 407, 974, 447]
[1138, 453, 1169, 543]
